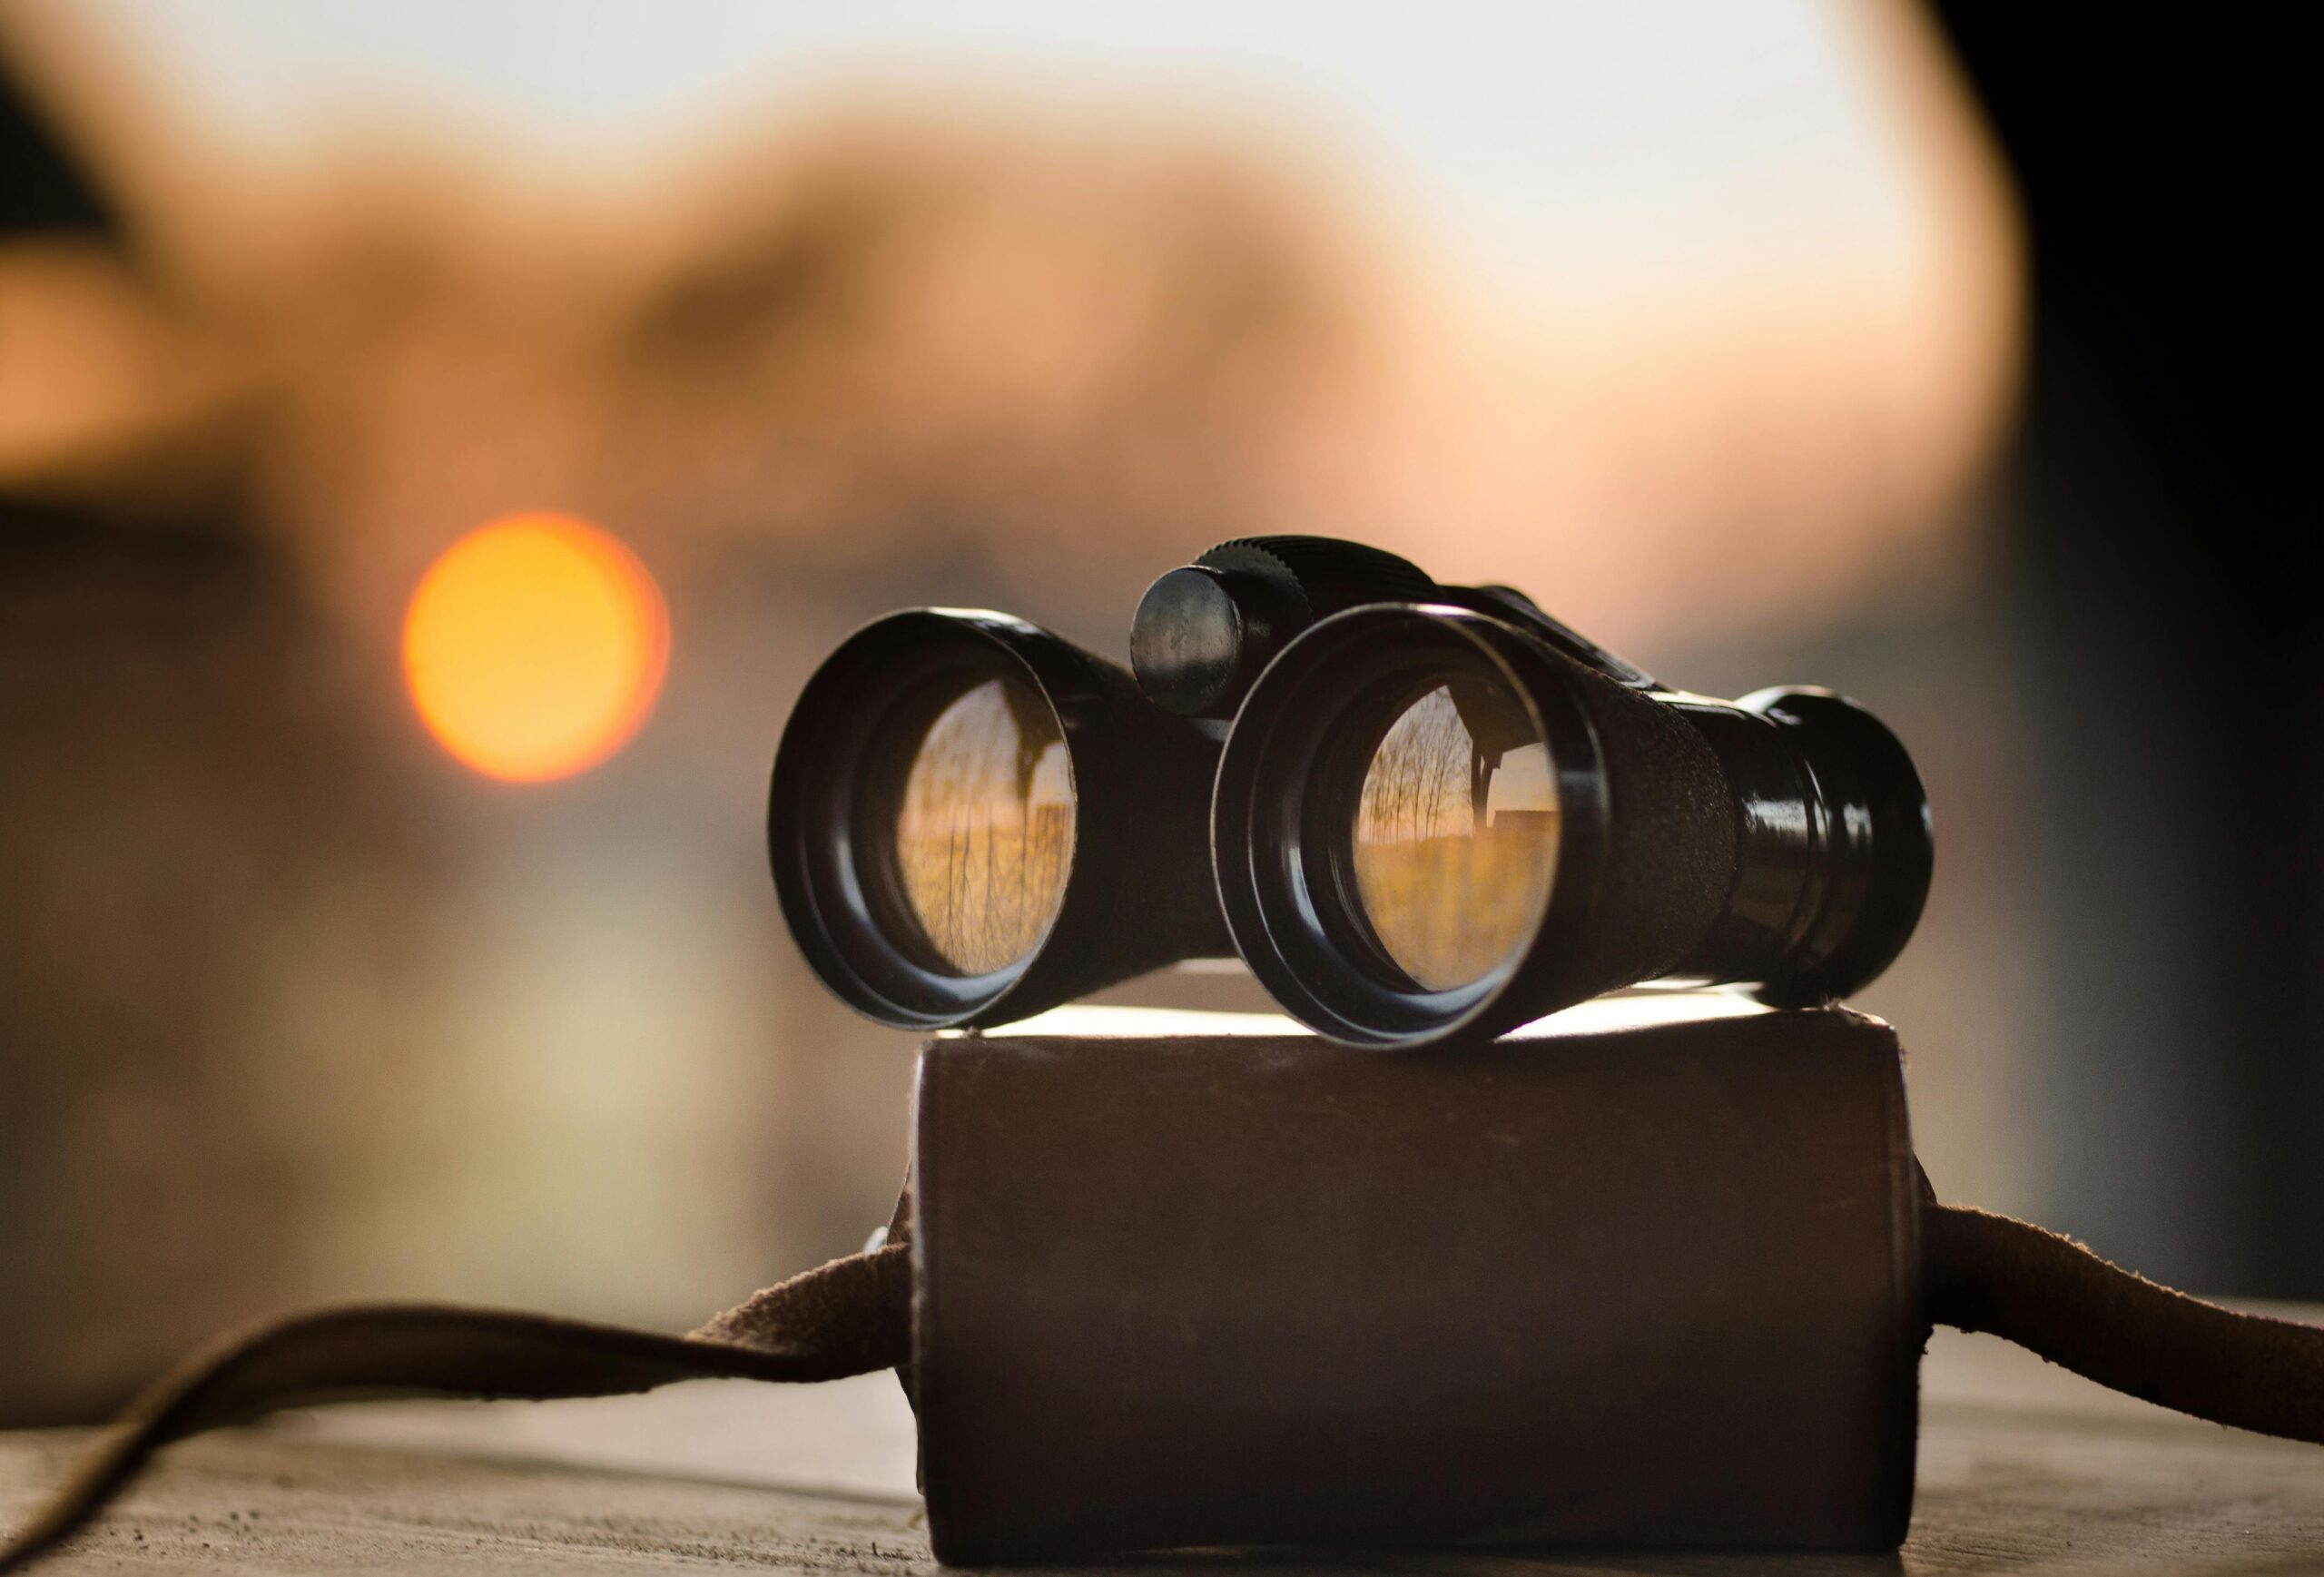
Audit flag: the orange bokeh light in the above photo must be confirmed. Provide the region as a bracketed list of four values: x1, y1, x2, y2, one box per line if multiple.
[402, 514, 668, 783]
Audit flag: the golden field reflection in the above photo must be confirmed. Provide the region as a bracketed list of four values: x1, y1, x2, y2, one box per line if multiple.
[892, 677, 1074, 974]
[1352, 684, 1558, 991]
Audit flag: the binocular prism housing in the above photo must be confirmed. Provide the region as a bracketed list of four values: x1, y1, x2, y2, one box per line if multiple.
[770, 537, 1931, 1046]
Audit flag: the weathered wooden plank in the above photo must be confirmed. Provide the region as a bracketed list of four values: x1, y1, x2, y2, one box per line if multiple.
[0, 1429, 931, 1575]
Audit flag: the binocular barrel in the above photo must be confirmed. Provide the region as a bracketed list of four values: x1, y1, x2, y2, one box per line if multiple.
[768, 609, 1226, 1030]
[768, 538, 1931, 1043]
[1208, 602, 1931, 1046]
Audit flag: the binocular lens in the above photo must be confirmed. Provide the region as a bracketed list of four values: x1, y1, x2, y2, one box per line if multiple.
[1349, 678, 1560, 991]
[880, 676, 1075, 976]
[772, 609, 1229, 1030]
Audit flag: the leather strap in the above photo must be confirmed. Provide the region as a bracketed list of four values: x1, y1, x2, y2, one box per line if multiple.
[0, 1243, 911, 1572]
[1923, 1203, 2324, 1444]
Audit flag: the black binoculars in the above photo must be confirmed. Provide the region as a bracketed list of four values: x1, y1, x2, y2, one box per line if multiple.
[769, 537, 1931, 1046]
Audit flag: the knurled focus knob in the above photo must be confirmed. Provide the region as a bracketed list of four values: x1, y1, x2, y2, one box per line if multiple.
[1131, 537, 1437, 718]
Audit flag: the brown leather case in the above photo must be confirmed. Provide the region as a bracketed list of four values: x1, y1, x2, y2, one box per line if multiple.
[909, 1000, 1921, 1563]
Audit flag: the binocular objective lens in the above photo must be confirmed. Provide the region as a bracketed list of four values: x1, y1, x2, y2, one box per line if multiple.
[1349, 679, 1561, 991]
[885, 676, 1076, 975]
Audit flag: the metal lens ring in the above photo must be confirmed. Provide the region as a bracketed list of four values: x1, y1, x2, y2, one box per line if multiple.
[1213, 605, 1610, 1047]
[771, 610, 1081, 1029]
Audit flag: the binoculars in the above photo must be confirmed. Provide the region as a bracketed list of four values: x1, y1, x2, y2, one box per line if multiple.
[770, 536, 1932, 1046]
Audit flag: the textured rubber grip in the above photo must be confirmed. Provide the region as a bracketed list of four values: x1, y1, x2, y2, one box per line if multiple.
[1196, 535, 1437, 621]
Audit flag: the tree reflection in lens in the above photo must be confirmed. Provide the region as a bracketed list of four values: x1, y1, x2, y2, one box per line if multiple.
[892, 677, 1075, 974]
[1350, 681, 1558, 991]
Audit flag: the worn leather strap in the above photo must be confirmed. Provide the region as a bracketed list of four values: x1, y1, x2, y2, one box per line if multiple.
[1923, 1203, 2324, 1445]
[0, 1243, 911, 1573]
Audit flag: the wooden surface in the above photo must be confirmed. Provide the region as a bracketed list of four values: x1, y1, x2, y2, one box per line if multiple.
[5, 1325, 2320, 1574]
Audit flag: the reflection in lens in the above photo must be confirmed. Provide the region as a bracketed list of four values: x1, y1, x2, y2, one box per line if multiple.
[891, 677, 1075, 974]
[1350, 681, 1559, 990]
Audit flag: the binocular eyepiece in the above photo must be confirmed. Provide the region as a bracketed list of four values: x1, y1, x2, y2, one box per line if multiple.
[769, 537, 1931, 1046]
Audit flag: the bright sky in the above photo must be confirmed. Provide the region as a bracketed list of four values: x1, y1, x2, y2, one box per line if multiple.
[2, 0, 2012, 649]
[34, 0, 1933, 302]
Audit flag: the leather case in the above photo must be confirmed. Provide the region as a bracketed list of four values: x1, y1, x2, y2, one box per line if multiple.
[910, 998, 1920, 1562]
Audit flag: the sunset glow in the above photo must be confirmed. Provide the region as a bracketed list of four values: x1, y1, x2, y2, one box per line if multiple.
[402, 514, 668, 782]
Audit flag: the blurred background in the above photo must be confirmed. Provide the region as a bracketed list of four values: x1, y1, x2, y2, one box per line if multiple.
[1, 0, 2312, 1424]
